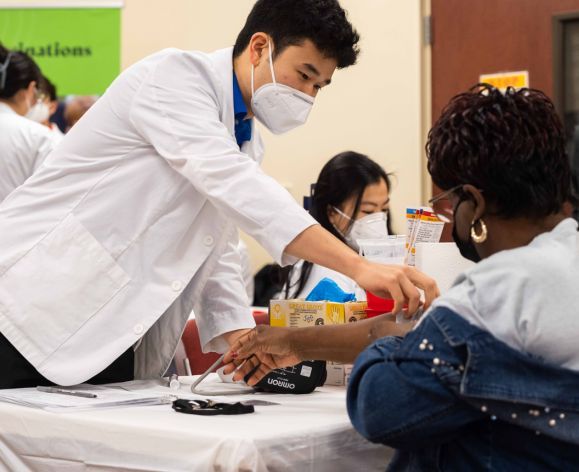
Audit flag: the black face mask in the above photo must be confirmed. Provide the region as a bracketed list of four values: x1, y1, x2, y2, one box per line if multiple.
[451, 199, 481, 263]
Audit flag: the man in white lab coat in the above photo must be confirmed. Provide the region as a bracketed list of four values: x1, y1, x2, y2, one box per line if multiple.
[0, 0, 438, 388]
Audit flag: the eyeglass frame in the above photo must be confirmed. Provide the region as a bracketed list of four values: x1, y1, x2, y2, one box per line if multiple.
[428, 184, 482, 224]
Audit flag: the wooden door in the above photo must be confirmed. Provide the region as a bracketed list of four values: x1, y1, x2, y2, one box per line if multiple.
[430, 0, 579, 237]
[432, 0, 579, 120]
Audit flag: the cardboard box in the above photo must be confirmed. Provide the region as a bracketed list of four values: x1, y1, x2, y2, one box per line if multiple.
[270, 300, 343, 328]
[344, 301, 368, 323]
[325, 362, 355, 387]
[269, 300, 367, 328]
[269, 299, 367, 386]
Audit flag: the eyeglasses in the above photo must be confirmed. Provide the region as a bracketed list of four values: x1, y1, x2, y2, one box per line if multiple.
[428, 184, 464, 223]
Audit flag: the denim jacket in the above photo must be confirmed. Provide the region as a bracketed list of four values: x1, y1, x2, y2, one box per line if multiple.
[347, 308, 579, 471]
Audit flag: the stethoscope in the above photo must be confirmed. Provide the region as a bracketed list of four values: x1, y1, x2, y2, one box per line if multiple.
[189, 354, 255, 396]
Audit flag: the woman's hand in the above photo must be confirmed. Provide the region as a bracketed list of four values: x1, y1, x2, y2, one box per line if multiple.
[222, 325, 301, 386]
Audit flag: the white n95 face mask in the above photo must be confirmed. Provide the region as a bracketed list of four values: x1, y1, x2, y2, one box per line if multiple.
[348, 211, 389, 242]
[26, 101, 50, 123]
[250, 41, 314, 135]
[333, 207, 389, 251]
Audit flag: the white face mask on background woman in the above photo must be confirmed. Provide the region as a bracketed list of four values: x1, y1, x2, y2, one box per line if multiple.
[250, 41, 314, 135]
[25, 100, 50, 123]
[332, 207, 389, 250]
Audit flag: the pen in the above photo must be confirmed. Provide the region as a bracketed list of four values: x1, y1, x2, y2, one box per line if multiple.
[36, 386, 98, 399]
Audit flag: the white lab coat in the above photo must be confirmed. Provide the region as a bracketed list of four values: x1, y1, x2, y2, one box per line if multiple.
[237, 238, 255, 304]
[0, 102, 56, 201]
[0, 47, 316, 385]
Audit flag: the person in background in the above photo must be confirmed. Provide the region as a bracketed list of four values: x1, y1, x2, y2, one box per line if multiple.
[34, 76, 64, 142]
[225, 85, 579, 470]
[282, 151, 392, 299]
[0, 45, 56, 201]
[63, 95, 97, 131]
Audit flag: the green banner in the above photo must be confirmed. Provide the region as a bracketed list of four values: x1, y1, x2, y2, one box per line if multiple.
[0, 8, 120, 96]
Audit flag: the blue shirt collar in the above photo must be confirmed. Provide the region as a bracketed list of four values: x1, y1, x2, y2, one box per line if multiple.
[232, 71, 252, 147]
[232, 72, 247, 118]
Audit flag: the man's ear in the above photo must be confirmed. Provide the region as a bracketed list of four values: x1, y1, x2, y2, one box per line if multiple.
[248, 32, 270, 67]
[462, 184, 486, 221]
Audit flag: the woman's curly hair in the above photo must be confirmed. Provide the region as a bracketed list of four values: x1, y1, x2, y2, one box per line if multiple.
[427, 84, 577, 219]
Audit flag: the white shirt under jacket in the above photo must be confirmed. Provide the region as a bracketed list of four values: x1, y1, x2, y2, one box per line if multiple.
[0, 47, 316, 385]
[0, 102, 55, 201]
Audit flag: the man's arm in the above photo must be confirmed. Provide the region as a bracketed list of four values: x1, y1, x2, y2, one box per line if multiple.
[285, 225, 439, 313]
[193, 228, 255, 353]
[130, 51, 438, 316]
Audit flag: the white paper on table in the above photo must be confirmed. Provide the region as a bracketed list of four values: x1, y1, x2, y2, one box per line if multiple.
[0, 385, 173, 413]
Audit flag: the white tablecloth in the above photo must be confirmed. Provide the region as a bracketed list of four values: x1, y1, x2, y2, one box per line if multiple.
[0, 376, 393, 471]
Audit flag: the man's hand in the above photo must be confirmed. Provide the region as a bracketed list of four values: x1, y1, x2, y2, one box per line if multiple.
[352, 259, 439, 315]
[222, 326, 301, 385]
[284, 225, 440, 316]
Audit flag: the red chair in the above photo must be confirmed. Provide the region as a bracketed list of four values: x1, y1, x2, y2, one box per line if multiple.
[179, 310, 269, 375]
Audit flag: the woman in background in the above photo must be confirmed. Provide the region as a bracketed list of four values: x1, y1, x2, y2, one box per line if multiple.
[0, 45, 56, 201]
[282, 151, 392, 299]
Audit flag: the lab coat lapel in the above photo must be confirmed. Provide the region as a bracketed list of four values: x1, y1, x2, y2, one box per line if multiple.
[209, 47, 235, 138]
[209, 47, 264, 164]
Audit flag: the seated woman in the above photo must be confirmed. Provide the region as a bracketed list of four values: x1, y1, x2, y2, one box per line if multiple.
[224, 85, 579, 469]
[283, 151, 392, 299]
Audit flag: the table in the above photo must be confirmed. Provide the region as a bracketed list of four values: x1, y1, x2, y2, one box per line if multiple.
[0, 376, 393, 471]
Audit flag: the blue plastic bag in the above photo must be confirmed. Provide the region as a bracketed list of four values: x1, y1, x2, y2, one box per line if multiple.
[305, 277, 356, 303]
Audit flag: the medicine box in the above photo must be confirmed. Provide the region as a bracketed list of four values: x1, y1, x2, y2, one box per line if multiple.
[269, 299, 367, 385]
[269, 300, 367, 328]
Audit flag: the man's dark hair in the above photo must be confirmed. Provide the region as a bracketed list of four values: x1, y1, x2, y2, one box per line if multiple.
[427, 84, 578, 219]
[233, 0, 360, 69]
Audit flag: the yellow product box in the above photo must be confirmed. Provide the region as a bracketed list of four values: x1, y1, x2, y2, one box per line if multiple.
[269, 300, 344, 327]
[269, 299, 367, 386]
[344, 301, 368, 323]
[269, 300, 368, 328]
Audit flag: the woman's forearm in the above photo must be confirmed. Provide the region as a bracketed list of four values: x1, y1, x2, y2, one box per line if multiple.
[289, 316, 412, 363]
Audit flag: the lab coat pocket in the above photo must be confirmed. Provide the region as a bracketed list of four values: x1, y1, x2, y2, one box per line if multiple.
[0, 213, 130, 360]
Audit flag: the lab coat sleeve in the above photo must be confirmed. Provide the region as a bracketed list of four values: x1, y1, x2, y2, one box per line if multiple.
[194, 228, 255, 353]
[128, 51, 316, 265]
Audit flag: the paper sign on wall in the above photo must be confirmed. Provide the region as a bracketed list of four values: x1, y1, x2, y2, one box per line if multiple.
[0, 7, 121, 96]
[479, 71, 529, 91]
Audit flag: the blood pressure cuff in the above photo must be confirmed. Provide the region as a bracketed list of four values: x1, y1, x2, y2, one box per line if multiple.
[248, 360, 327, 394]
